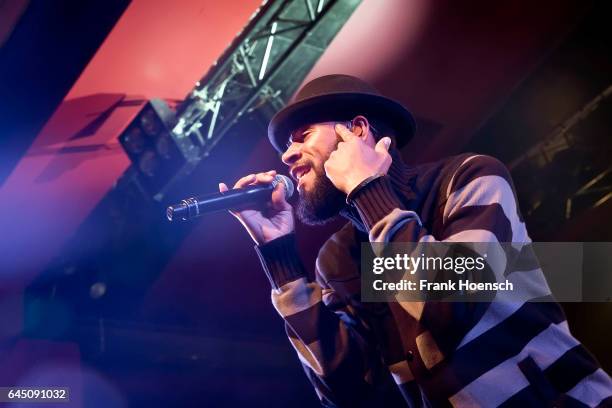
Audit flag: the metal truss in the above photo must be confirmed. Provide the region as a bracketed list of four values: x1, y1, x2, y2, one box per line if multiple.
[172, 0, 360, 158]
[509, 84, 612, 171]
[510, 84, 612, 222]
[566, 166, 612, 219]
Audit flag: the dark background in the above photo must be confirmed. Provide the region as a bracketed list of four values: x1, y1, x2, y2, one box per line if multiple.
[0, 0, 610, 406]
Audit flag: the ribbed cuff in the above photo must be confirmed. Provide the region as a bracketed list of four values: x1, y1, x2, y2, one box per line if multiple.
[254, 233, 307, 290]
[350, 175, 404, 231]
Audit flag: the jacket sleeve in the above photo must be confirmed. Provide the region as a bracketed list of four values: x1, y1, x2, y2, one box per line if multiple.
[254, 233, 386, 407]
[350, 154, 523, 245]
[350, 154, 527, 313]
[349, 154, 532, 368]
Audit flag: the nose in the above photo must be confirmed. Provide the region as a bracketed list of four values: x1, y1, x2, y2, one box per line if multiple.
[281, 142, 302, 165]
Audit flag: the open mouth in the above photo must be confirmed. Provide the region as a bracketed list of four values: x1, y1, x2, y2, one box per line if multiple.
[291, 164, 311, 182]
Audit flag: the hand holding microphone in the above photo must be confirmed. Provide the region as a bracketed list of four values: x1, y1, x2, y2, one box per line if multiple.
[219, 170, 294, 245]
[166, 170, 295, 245]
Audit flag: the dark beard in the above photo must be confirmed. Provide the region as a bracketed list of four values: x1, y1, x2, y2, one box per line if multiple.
[296, 167, 346, 225]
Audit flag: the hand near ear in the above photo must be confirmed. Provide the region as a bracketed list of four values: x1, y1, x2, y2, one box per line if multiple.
[324, 123, 392, 195]
[375, 136, 393, 154]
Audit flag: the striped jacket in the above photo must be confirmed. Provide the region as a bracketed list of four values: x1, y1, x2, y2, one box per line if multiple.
[255, 151, 612, 407]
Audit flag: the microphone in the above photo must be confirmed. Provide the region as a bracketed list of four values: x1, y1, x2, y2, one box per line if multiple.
[166, 174, 294, 221]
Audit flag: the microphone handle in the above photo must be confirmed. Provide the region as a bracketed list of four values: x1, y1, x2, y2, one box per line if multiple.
[167, 184, 273, 221]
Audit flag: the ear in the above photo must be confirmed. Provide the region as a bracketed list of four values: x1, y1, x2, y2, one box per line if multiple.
[350, 115, 375, 146]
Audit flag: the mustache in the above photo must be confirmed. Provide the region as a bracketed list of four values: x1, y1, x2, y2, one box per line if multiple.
[294, 159, 314, 169]
[292, 159, 318, 179]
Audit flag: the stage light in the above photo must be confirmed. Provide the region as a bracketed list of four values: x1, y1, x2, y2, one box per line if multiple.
[119, 0, 359, 199]
[138, 150, 159, 177]
[122, 126, 146, 154]
[140, 108, 162, 137]
[89, 282, 107, 299]
[118, 99, 202, 200]
[155, 135, 174, 160]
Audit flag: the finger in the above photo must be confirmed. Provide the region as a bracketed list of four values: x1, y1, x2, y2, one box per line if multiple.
[323, 157, 333, 177]
[270, 181, 292, 211]
[265, 170, 277, 176]
[374, 137, 392, 154]
[253, 173, 275, 185]
[234, 174, 256, 189]
[335, 123, 357, 142]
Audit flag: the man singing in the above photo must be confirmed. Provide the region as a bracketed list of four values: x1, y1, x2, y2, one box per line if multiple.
[219, 75, 612, 407]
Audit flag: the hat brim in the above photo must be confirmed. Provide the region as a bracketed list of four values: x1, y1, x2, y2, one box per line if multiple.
[268, 92, 416, 153]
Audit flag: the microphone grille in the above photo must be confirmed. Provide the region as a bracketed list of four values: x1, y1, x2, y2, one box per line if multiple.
[274, 174, 294, 199]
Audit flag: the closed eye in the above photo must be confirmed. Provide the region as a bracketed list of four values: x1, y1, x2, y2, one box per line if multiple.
[302, 131, 313, 142]
[287, 128, 313, 147]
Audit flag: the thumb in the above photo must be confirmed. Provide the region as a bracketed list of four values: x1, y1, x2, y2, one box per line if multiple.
[375, 137, 392, 154]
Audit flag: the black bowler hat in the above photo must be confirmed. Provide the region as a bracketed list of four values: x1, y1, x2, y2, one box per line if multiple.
[268, 74, 416, 153]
